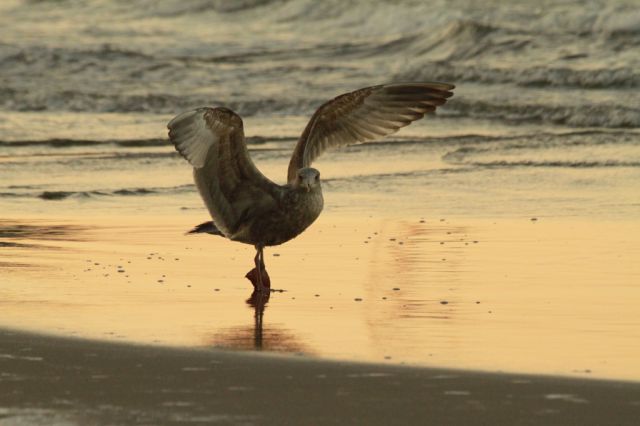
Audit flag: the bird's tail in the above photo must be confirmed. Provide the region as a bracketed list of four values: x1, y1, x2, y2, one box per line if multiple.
[186, 221, 224, 236]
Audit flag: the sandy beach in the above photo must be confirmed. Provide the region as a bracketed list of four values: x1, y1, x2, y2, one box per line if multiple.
[2, 214, 640, 381]
[2, 0, 640, 424]
[2, 328, 640, 426]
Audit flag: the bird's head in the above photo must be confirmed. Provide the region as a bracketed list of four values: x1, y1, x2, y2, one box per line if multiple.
[294, 167, 321, 192]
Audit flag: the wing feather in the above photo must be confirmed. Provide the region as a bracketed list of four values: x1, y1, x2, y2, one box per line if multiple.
[287, 82, 454, 182]
[168, 107, 280, 238]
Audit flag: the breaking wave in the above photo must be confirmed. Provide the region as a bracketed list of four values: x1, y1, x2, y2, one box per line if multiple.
[2, 1, 638, 130]
[447, 160, 640, 169]
[398, 62, 640, 89]
[0, 185, 195, 201]
[446, 99, 640, 129]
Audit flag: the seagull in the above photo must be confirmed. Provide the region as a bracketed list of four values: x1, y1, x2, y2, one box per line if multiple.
[168, 82, 455, 291]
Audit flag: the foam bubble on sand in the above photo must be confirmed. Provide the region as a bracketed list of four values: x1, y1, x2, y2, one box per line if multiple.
[347, 373, 393, 378]
[545, 394, 589, 404]
[0, 353, 44, 361]
[444, 390, 471, 396]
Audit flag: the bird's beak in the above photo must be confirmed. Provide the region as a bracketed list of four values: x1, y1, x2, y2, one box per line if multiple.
[303, 184, 311, 192]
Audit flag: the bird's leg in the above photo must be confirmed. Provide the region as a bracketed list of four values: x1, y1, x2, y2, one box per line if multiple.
[246, 245, 270, 291]
[259, 246, 266, 270]
[257, 246, 270, 290]
[245, 246, 271, 292]
[254, 246, 264, 290]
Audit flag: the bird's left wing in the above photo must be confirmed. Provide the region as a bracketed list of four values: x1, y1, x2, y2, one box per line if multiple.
[168, 107, 280, 238]
[287, 82, 455, 182]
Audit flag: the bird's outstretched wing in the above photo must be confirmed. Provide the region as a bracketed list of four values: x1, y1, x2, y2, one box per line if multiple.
[287, 82, 455, 182]
[168, 107, 280, 239]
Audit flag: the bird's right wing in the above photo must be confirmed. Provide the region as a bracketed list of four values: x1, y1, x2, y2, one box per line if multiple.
[168, 107, 280, 238]
[287, 82, 455, 182]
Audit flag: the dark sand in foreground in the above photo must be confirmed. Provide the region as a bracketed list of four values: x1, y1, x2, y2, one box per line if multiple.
[1, 328, 639, 426]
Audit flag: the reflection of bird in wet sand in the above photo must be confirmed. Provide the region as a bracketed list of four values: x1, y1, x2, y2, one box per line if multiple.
[209, 290, 310, 354]
[168, 82, 455, 292]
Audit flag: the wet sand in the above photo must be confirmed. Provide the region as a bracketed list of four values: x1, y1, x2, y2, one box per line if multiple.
[2, 327, 640, 426]
[2, 214, 640, 381]
[2, 213, 640, 424]
[2, 0, 639, 423]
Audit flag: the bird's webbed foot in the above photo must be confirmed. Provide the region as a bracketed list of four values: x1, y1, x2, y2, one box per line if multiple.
[245, 267, 271, 291]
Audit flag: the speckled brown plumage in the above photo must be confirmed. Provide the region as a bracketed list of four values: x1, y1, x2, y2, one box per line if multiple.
[168, 82, 455, 291]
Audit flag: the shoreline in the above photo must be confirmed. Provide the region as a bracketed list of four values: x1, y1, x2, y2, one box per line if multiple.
[2, 327, 640, 425]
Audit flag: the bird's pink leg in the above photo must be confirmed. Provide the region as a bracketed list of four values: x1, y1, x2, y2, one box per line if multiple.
[246, 246, 270, 291]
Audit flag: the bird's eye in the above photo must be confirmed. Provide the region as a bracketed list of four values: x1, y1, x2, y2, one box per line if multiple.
[315, 174, 319, 181]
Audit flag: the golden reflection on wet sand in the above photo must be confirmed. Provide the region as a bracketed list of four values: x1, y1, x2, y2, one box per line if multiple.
[1, 214, 639, 380]
[208, 291, 310, 354]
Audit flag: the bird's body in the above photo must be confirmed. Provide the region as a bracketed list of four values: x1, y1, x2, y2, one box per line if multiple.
[188, 171, 323, 247]
[228, 181, 323, 247]
[168, 82, 455, 291]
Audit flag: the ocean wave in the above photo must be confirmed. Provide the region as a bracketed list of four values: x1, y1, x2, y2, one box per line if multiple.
[366, 129, 637, 147]
[0, 192, 32, 198]
[0, 138, 167, 148]
[0, 185, 195, 201]
[37, 185, 193, 200]
[0, 88, 308, 115]
[398, 62, 640, 89]
[2, 66, 636, 127]
[112, 188, 156, 196]
[456, 160, 640, 169]
[0, 139, 103, 148]
[0, 45, 154, 77]
[447, 98, 640, 129]
[411, 20, 513, 62]
[1, 1, 638, 130]
[594, 8, 640, 37]
[396, 17, 640, 89]
[442, 140, 640, 168]
[39, 191, 97, 200]
[132, 0, 283, 17]
[4, 86, 637, 130]
[0, 136, 287, 152]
